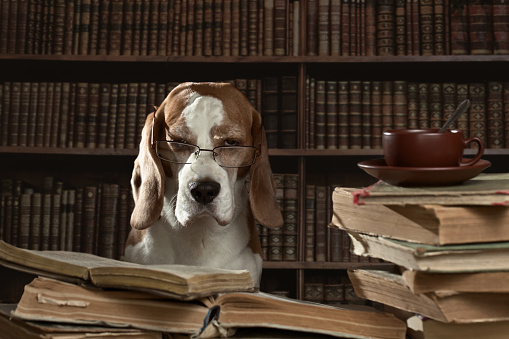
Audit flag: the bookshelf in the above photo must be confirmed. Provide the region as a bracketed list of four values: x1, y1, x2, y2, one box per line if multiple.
[2, 0, 509, 304]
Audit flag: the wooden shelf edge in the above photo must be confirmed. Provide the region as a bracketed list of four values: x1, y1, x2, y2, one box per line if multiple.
[1, 147, 507, 157]
[262, 261, 395, 270]
[1, 54, 509, 63]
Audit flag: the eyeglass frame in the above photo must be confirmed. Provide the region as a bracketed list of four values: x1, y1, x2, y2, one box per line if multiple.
[150, 106, 263, 168]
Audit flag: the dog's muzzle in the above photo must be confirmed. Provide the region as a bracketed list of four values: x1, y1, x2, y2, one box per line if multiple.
[189, 182, 221, 205]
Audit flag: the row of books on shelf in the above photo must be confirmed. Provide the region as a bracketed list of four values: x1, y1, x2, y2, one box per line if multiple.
[305, 78, 509, 150]
[307, 0, 509, 56]
[258, 173, 381, 263]
[0, 177, 133, 260]
[0, 0, 299, 57]
[332, 173, 509, 338]
[0, 77, 298, 149]
[303, 273, 372, 307]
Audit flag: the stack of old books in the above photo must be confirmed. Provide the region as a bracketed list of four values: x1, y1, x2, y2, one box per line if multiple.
[331, 173, 509, 339]
[0, 241, 406, 339]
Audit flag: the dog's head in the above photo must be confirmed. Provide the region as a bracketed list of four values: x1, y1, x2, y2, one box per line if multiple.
[130, 82, 283, 231]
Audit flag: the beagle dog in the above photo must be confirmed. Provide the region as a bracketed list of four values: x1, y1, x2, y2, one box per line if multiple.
[124, 82, 284, 287]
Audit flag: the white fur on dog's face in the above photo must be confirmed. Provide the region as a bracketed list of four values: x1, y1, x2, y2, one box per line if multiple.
[164, 94, 243, 228]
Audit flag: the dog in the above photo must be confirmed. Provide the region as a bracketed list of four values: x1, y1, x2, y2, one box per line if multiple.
[124, 82, 284, 287]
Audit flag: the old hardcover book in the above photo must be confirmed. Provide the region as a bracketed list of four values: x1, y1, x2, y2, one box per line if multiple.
[456, 83, 469, 135]
[0, 241, 255, 300]
[106, 83, 119, 148]
[222, 0, 231, 56]
[493, 0, 509, 54]
[8, 82, 21, 146]
[274, 0, 286, 56]
[402, 269, 509, 294]
[340, 0, 350, 55]
[98, 183, 119, 259]
[361, 81, 372, 149]
[125, 82, 139, 149]
[381, 81, 393, 131]
[50, 82, 62, 147]
[332, 186, 509, 245]
[349, 268, 509, 323]
[377, 0, 395, 56]
[261, 77, 279, 149]
[315, 185, 327, 262]
[115, 83, 128, 148]
[353, 173, 509, 205]
[469, 82, 487, 145]
[239, 0, 248, 55]
[280, 76, 298, 149]
[406, 82, 418, 128]
[42, 82, 55, 147]
[349, 81, 362, 149]
[419, 0, 434, 55]
[304, 184, 316, 261]
[371, 81, 383, 148]
[441, 82, 456, 129]
[264, 0, 275, 55]
[418, 82, 429, 128]
[337, 81, 349, 149]
[407, 314, 509, 339]
[487, 81, 504, 148]
[429, 83, 442, 129]
[318, 0, 330, 56]
[450, 1, 469, 55]
[325, 80, 338, 149]
[0, 303, 163, 338]
[96, 83, 110, 148]
[393, 80, 407, 129]
[395, 0, 406, 56]
[468, 0, 493, 55]
[85, 83, 99, 148]
[17, 82, 30, 147]
[365, 0, 376, 55]
[283, 174, 298, 261]
[12, 276, 405, 338]
[330, 0, 341, 56]
[314, 80, 326, 149]
[349, 231, 509, 272]
[74, 82, 89, 148]
[434, 0, 445, 55]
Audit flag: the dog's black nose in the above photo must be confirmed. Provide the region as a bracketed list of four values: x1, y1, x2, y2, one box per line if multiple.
[189, 182, 221, 205]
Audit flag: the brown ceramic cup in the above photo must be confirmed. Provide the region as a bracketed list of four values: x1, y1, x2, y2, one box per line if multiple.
[382, 129, 484, 168]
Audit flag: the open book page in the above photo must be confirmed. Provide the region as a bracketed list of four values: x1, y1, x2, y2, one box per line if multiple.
[214, 292, 407, 339]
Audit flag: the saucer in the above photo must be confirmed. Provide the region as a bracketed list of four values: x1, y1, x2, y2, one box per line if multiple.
[358, 158, 492, 187]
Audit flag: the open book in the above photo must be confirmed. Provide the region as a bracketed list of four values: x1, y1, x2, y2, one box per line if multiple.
[11, 277, 407, 339]
[0, 241, 254, 300]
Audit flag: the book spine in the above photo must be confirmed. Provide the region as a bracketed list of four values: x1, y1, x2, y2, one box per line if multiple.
[108, 0, 123, 55]
[442, 82, 457, 129]
[97, 83, 110, 148]
[429, 83, 442, 129]
[306, 0, 317, 55]
[43, 82, 55, 147]
[50, 82, 62, 147]
[434, 0, 445, 55]
[395, 0, 406, 56]
[371, 81, 383, 148]
[361, 81, 372, 149]
[377, 0, 395, 56]
[158, 0, 169, 56]
[469, 82, 487, 146]
[18, 82, 31, 147]
[349, 81, 362, 149]
[58, 82, 71, 148]
[74, 82, 88, 148]
[350, 0, 357, 56]
[0, 1, 10, 53]
[19, 193, 32, 249]
[121, 0, 134, 55]
[125, 83, 139, 149]
[9, 82, 21, 146]
[116, 186, 129, 260]
[230, 0, 239, 55]
[314, 185, 327, 262]
[493, 0, 509, 54]
[7, 0, 19, 54]
[106, 83, 119, 148]
[283, 174, 298, 261]
[381, 81, 393, 131]
[82, 185, 97, 254]
[330, 0, 341, 56]
[99, 183, 119, 259]
[86, 83, 99, 148]
[273, 0, 286, 56]
[261, 77, 279, 149]
[318, 0, 330, 56]
[338, 81, 349, 149]
[468, 0, 493, 55]
[365, 0, 376, 56]
[415, 82, 429, 128]
[420, 0, 434, 56]
[247, 0, 257, 56]
[1, 83, 10, 146]
[140, 0, 151, 55]
[304, 184, 316, 262]
[73, 188, 83, 252]
[115, 83, 128, 148]
[314, 80, 326, 149]
[30, 193, 42, 250]
[450, 1, 469, 55]
[178, 0, 187, 56]
[487, 81, 504, 148]
[326, 80, 338, 149]
[268, 174, 284, 261]
[456, 83, 469, 136]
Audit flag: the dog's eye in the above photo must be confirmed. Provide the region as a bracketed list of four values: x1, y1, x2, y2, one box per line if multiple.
[224, 139, 240, 146]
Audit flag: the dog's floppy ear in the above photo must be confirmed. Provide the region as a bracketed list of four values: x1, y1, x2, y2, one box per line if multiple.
[249, 109, 284, 228]
[130, 103, 167, 230]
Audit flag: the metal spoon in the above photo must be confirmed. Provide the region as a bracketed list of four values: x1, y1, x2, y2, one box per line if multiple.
[438, 99, 471, 133]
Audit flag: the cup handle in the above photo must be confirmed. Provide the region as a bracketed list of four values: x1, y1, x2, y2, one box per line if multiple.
[461, 137, 484, 166]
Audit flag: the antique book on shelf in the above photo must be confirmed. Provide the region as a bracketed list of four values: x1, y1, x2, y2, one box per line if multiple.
[361, 81, 372, 149]
[280, 76, 298, 149]
[332, 187, 509, 246]
[468, 0, 493, 55]
[326, 80, 338, 149]
[349, 81, 362, 149]
[488, 81, 504, 148]
[429, 83, 442, 129]
[377, 0, 395, 56]
[493, 0, 509, 54]
[304, 184, 316, 261]
[469, 82, 487, 144]
[348, 231, 509, 272]
[315, 185, 328, 262]
[450, 0, 469, 55]
[0, 303, 163, 339]
[12, 276, 406, 339]
[352, 173, 509, 206]
[348, 268, 509, 323]
[261, 77, 279, 149]
[407, 314, 509, 339]
[314, 80, 327, 149]
[0, 241, 255, 300]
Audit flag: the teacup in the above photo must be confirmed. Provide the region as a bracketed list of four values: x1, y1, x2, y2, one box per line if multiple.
[382, 129, 484, 168]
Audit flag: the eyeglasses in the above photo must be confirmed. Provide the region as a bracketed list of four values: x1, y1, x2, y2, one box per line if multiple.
[150, 106, 262, 168]
[154, 141, 258, 168]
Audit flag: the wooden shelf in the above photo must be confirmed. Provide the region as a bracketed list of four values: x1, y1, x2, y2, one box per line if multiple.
[263, 261, 395, 270]
[1, 54, 509, 63]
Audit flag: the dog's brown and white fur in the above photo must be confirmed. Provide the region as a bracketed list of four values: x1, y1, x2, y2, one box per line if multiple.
[124, 82, 283, 287]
